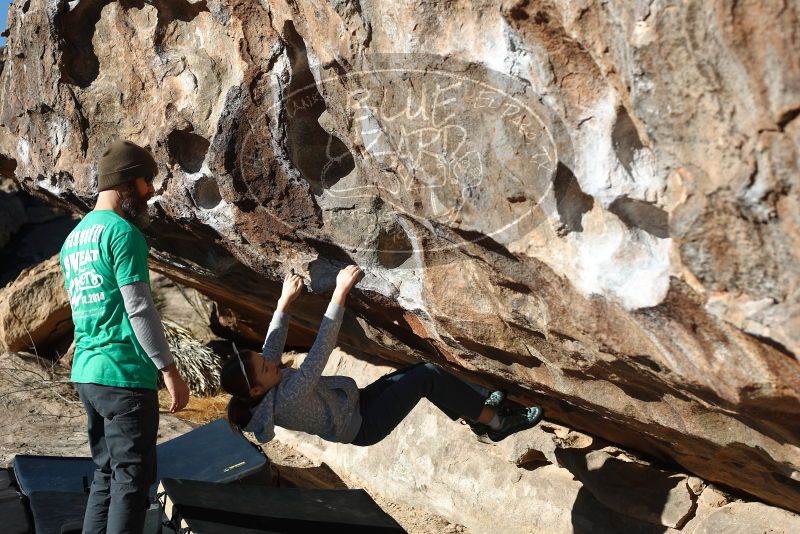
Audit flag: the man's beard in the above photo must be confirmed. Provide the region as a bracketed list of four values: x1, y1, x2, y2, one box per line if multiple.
[120, 186, 152, 229]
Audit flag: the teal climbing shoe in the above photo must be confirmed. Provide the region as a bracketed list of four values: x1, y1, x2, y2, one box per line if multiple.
[486, 406, 544, 442]
[485, 389, 506, 407]
[466, 390, 507, 436]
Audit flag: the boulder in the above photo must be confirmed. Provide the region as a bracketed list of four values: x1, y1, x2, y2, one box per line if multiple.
[0, 255, 72, 357]
[555, 447, 699, 528]
[0, 175, 79, 287]
[273, 347, 800, 533]
[0, 190, 26, 249]
[0, 0, 798, 514]
[685, 501, 800, 534]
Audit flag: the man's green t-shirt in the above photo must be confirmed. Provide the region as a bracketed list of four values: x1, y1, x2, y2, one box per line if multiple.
[59, 210, 158, 389]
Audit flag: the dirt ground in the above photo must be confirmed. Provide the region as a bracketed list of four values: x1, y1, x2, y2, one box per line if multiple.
[1, 351, 468, 534]
[0, 351, 194, 464]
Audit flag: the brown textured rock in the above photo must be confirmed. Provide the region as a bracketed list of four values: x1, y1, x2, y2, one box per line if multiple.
[0, 0, 798, 515]
[0, 189, 25, 249]
[558, 448, 699, 528]
[0, 255, 71, 355]
[274, 347, 800, 533]
[685, 501, 800, 534]
[210, 301, 318, 349]
[0, 176, 79, 287]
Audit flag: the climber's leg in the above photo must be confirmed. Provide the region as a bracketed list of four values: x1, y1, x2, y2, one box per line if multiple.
[350, 363, 488, 446]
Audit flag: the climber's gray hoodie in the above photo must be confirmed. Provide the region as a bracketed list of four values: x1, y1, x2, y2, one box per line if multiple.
[243, 302, 362, 444]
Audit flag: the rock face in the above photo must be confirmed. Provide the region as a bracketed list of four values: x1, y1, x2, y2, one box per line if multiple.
[0, 176, 79, 287]
[275, 347, 800, 533]
[0, 255, 72, 357]
[682, 500, 800, 534]
[0, 0, 798, 515]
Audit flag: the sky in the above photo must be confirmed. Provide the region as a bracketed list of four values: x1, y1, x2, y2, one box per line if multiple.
[0, 0, 11, 47]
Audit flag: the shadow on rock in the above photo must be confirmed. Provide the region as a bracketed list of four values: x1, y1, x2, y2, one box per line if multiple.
[557, 445, 696, 533]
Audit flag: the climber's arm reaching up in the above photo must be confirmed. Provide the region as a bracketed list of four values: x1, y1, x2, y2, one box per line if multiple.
[261, 272, 304, 364]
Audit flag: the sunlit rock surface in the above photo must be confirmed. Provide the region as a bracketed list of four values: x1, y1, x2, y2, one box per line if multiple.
[0, 0, 798, 515]
[0, 255, 71, 356]
[276, 347, 800, 533]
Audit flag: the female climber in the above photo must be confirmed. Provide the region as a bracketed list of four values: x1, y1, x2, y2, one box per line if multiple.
[221, 265, 544, 446]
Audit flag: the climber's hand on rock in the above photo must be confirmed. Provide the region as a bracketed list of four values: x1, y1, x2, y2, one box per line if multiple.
[332, 265, 363, 305]
[278, 272, 304, 310]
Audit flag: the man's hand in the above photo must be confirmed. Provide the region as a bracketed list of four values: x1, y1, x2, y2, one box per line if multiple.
[161, 363, 190, 413]
[332, 265, 363, 305]
[277, 272, 304, 312]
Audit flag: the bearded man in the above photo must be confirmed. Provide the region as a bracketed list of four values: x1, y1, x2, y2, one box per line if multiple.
[59, 140, 190, 534]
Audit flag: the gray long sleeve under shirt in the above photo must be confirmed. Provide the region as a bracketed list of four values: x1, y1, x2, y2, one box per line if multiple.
[244, 302, 362, 444]
[119, 281, 175, 370]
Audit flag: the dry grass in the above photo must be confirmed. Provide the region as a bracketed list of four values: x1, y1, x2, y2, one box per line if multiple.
[157, 390, 229, 426]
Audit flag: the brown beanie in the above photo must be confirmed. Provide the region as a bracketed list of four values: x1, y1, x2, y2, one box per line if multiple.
[97, 140, 158, 192]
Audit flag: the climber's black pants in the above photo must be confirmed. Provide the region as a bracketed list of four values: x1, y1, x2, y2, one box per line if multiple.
[77, 383, 159, 534]
[350, 362, 489, 446]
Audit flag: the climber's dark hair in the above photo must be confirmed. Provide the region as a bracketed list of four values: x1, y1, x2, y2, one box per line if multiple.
[220, 349, 264, 431]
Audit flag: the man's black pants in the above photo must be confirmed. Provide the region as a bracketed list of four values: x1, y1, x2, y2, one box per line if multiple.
[76, 383, 158, 534]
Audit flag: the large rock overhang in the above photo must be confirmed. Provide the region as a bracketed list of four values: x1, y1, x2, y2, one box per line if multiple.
[1, 0, 798, 513]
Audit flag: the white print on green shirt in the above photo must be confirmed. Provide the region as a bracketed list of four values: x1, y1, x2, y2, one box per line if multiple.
[68, 270, 106, 307]
[63, 223, 105, 249]
[63, 224, 107, 312]
[63, 249, 100, 278]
